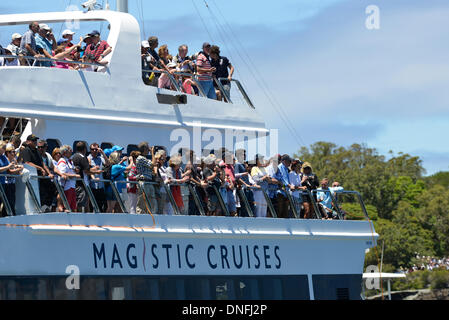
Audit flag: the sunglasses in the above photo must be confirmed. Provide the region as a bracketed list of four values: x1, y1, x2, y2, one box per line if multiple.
[38, 146, 47, 148]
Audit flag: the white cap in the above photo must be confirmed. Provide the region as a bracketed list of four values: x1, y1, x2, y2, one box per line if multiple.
[3, 45, 12, 53]
[11, 33, 22, 40]
[141, 40, 150, 48]
[62, 29, 75, 37]
[39, 23, 51, 31]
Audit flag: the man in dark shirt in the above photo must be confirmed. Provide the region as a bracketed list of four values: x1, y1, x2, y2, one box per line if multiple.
[145, 36, 163, 87]
[21, 134, 54, 211]
[209, 45, 234, 102]
[72, 141, 101, 212]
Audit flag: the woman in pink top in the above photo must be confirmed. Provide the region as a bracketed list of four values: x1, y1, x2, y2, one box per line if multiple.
[52, 37, 82, 69]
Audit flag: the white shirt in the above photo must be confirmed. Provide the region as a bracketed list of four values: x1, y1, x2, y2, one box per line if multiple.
[288, 171, 302, 198]
[57, 157, 76, 190]
[0, 57, 19, 66]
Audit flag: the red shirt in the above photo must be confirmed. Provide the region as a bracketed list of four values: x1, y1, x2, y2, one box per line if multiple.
[85, 40, 110, 62]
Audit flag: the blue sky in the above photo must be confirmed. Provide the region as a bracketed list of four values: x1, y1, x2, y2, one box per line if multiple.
[1, 0, 448, 175]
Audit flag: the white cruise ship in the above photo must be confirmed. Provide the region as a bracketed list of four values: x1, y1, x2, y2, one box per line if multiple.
[0, 1, 378, 300]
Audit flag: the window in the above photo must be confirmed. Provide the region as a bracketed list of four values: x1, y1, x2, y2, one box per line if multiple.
[46, 139, 61, 156]
[72, 140, 88, 154]
[185, 278, 210, 299]
[210, 278, 236, 300]
[235, 278, 259, 300]
[259, 278, 283, 300]
[101, 142, 113, 151]
[281, 276, 310, 300]
[127, 144, 139, 156]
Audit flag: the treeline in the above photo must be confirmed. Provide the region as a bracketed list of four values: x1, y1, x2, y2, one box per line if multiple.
[294, 142, 449, 271]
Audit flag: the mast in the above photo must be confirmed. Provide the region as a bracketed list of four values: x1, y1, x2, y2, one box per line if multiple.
[116, 0, 128, 13]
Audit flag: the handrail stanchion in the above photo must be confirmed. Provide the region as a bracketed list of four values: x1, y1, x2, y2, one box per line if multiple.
[228, 78, 255, 109]
[78, 178, 100, 213]
[111, 181, 127, 213]
[283, 186, 299, 219]
[262, 189, 277, 218]
[307, 190, 322, 219]
[96, 179, 127, 213]
[52, 178, 71, 213]
[192, 74, 208, 97]
[213, 185, 230, 217]
[27, 176, 43, 213]
[164, 183, 181, 215]
[0, 178, 13, 216]
[237, 186, 254, 217]
[328, 190, 344, 220]
[137, 181, 158, 215]
[214, 77, 232, 103]
[187, 184, 206, 216]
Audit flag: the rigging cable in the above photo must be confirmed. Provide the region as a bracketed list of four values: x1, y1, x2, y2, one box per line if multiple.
[206, 0, 307, 148]
[191, 0, 215, 43]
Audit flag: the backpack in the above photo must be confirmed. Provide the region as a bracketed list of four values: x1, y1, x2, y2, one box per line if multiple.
[103, 163, 112, 180]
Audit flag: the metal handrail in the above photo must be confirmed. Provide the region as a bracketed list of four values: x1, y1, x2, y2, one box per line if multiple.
[30, 175, 70, 213]
[141, 68, 181, 92]
[172, 71, 207, 97]
[0, 54, 108, 69]
[331, 190, 370, 220]
[311, 189, 344, 220]
[0, 174, 15, 216]
[218, 77, 254, 108]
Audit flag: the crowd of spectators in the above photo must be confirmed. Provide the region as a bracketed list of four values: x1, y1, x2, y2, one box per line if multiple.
[1, 24, 235, 101]
[141, 37, 235, 101]
[0, 22, 111, 70]
[0, 135, 346, 219]
[400, 255, 449, 273]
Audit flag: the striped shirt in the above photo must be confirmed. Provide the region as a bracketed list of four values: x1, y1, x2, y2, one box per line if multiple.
[135, 155, 153, 181]
[196, 52, 212, 81]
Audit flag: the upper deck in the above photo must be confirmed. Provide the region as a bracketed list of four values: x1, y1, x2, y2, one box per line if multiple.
[0, 10, 267, 135]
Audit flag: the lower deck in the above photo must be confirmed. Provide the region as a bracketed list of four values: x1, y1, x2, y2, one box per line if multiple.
[0, 274, 362, 300]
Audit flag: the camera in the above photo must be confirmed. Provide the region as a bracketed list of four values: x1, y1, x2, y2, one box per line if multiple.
[81, 0, 100, 11]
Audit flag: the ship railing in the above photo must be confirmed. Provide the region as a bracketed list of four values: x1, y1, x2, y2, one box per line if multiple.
[311, 189, 370, 220]
[0, 173, 369, 220]
[0, 54, 109, 71]
[141, 67, 254, 108]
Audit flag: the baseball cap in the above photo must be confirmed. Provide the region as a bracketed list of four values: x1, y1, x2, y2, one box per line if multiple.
[111, 145, 124, 152]
[89, 30, 100, 37]
[11, 33, 22, 40]
[141, 40, 150, 48]
[62, 29, 75, 37]
[57, 39, 67, 46]
[83, 34, 93, 42]
[104, 148, 113, 157]
[26, 134, 39, 141]
[39, 24, 51, 31]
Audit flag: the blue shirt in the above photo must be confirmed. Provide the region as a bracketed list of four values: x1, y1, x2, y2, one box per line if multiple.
[20, 29, 37, 56]
[35, 34, 54, 67]
[317, 186, 344, 209]
[111, 164, 127, 192]
[277, 163, 291, 196]
[88, 155, 105, 189]
[234, 162, 250, 185]
[0, 155, 8, 184]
